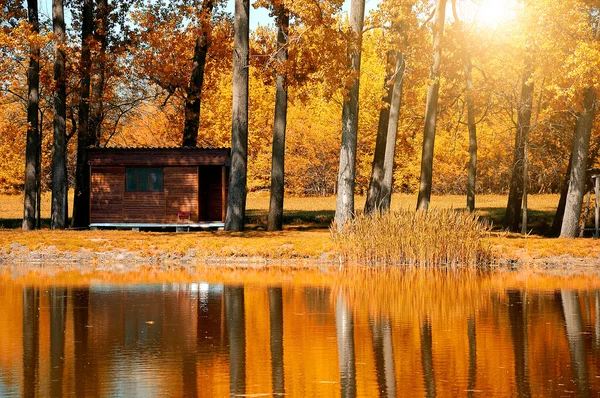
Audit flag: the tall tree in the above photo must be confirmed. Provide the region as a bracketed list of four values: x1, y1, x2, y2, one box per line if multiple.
[465, 55, 477, 212]
[364, 50, 405, 214]
[334, 0, 366, 229]
[182, 0, 215, 147]
[451, 0, 477, 212]
[22, 0, 40, 230]
[379, 53, 405, 211]
[72, 0, 94, 228]
[560, 86, 597, 237]
[551, 156, 572, 236]
[416, 0, 447, 211]
[504, 48, 534, 232]
[51, 0, 68, 230]
[560, 16, 600, 237]
[267, 4, 289, 231]
[225, 0, 249, 231]
[88, 0, 108, 145]
[521, 130, 529, 234]
[364, 55, 394, 214]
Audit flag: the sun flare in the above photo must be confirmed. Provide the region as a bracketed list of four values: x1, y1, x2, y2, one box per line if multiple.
[459, 0, 518, 28]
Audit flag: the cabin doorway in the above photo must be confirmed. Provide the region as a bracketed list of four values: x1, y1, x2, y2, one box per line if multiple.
[198, 165, 226, 222]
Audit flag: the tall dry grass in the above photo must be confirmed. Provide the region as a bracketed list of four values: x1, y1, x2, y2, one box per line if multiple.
[332, 209, 494, 267]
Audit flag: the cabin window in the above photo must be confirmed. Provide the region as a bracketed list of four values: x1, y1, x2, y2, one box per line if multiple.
[126, 168, 163, 192]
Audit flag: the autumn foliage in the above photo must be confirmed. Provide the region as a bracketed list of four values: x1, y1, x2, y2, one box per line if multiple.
[0, 0, 598, 200]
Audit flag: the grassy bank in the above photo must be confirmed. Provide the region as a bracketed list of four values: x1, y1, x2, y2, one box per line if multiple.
[0, 229, 335, 260]
[0, 192, 598, 266]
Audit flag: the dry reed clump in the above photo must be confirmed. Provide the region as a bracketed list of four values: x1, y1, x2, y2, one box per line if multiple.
[331, 209, 494, 267]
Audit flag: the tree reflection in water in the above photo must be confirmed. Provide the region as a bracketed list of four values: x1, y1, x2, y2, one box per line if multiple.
[507, 290, 531, 398]
[336, 292, 356, 398]
[467, 316, 477, 398]
[268, 287, 285, 396]
[420, 318, 436, 398]
[5, 270, 600, 396]
[22, 287, 39, 398]
[561, 289, 592, 398]
[225, 286, 246, 397]
[50, 288, 67, 397]
[370, 315, 396, 397]
[73, 288, 93, 396]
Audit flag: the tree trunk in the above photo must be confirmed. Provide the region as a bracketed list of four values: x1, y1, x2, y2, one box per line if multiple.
[23, 0, 40, 231]
[380, 53, 405, 211]
[364, 54, 393, 214]
[334, 0, 366, 229]
[72, 0, 94, 228]
[521, 135, 529, 234]
[267, 6, 289, 231]
[225, 0, 249, 232]
[36, 111, 42, 229]
[452, 0, 477, 212]
[416, 0, 447, 211]
[88, 0, 108, 146]
[504, 55, 534, 231]
[182, 0, 214, 147]
[556, 21, 599, 237]
[561, 86, 597, 238]
[51, 0, 68, 230]
[551, 156, 572, 236]
[464, 56, 477, 212]
[595, 176, 599, 239]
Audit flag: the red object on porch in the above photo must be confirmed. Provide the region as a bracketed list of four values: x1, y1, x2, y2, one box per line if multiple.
[178, 211, 191, 222]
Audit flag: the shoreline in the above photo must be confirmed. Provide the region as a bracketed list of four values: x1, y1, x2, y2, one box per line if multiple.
[2, 240, 600, 273]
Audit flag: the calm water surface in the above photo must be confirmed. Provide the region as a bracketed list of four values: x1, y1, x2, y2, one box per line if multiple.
[1, 266, 600, 397]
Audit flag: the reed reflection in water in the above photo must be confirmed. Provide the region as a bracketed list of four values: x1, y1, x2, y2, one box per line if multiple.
[2, 270, 600, 396]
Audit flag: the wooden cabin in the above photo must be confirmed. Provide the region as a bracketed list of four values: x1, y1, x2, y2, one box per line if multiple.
[88, 147, 230, 228]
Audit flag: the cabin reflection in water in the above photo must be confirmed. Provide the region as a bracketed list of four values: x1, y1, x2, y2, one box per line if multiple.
[3, 279, 600, 396]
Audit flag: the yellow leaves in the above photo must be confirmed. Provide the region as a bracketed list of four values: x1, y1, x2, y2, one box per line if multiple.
[0, 103, 26, 194]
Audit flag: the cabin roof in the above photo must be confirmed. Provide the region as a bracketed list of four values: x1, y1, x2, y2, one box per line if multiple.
[88, 146, 231, 167]
[88, 146, 230, 151]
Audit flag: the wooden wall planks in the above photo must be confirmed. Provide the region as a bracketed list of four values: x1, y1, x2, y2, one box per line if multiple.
[123, 192, 167, 222]
[90, 167, 125, 223]
[165, 167, 198, 222]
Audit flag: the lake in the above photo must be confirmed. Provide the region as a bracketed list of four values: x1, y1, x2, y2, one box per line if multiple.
[0, 264, 599, 397]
